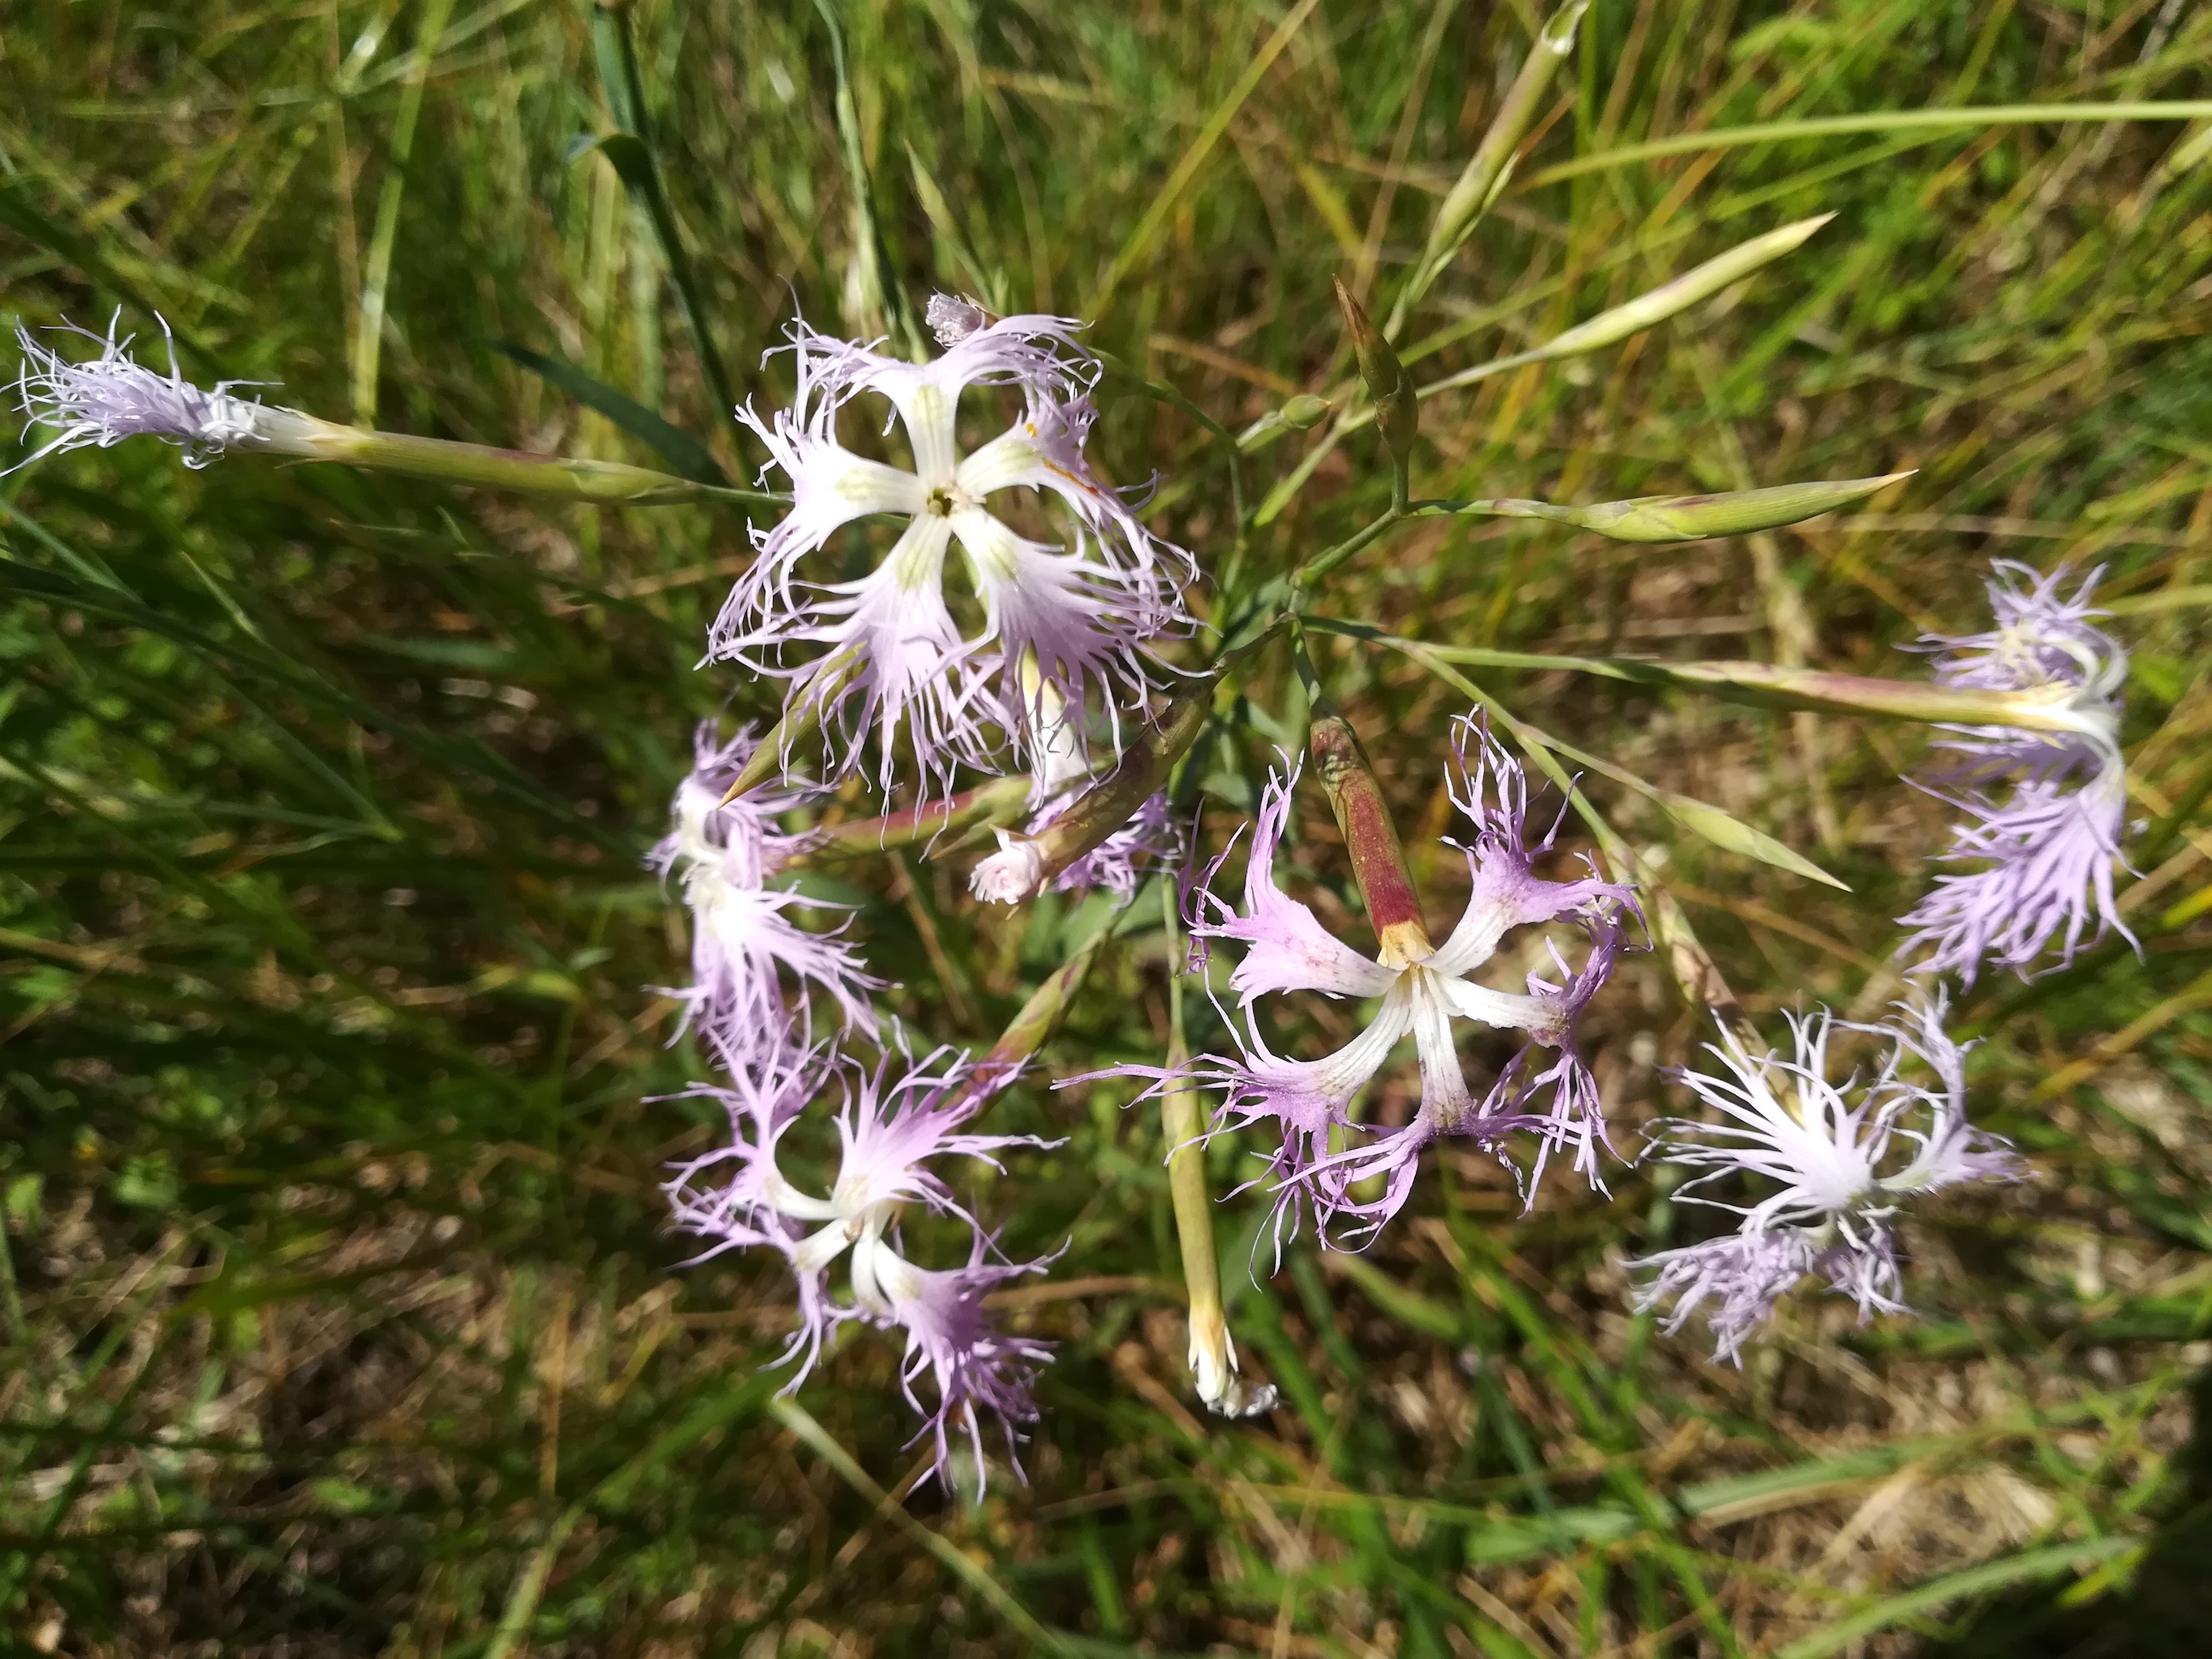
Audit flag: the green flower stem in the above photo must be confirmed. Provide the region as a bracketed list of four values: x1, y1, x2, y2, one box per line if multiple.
[249, 409, 774, 507]
[948, 925, 1109, 1113]
[1385, 0, 1589, 338]
[719, 648, 865, 804]
[778, 776, 1034, 868]
[1300, 617, 2102, 738]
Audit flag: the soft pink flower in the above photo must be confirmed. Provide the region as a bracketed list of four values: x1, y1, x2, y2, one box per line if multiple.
[651, 723, 881, 1060]
[1098, 715, 1634, 1253]
[663, 1044, 1060, 1490]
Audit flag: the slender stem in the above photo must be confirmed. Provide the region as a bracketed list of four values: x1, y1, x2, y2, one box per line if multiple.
[772, 1399, 1078, 1653]
[1286, 506, 1405, 601]
[257, 412, 772, 507]
[1158, 880, 1273, 1417]
[776, 776, 1032, 868]
[721, 648, 865, 804]
[1520, 100, 2212, 190]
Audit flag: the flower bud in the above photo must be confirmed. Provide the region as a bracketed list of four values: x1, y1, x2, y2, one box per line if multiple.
[1278, 393, 1331, 430]
[1333, 277, 1418, 471]
[1308, 710, 1429, 964]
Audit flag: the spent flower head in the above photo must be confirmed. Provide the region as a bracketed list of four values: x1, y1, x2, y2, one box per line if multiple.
[970, 666, 1181, 906]
[11, 314, 268, 471]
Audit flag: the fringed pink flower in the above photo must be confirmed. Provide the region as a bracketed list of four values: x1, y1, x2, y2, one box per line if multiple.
[713, 298, 1196, 801]
[1629, 996, 2022, 1364]
[1104, 715, 1633, 1253]
[663, 1043, 1058, 1491]
[1899, 561, 2132, 984]
[651, 722, 881, 1061]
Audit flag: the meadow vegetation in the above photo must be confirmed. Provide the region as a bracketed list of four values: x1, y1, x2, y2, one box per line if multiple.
[2, 2, 2211, 1653]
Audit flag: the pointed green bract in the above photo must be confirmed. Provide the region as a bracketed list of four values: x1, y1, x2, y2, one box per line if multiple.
[1432, 471, 1911, 542]
[1388, 0, 1589, 336]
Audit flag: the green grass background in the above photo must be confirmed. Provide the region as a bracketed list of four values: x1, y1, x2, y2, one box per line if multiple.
[3, 2, 2211, 1653]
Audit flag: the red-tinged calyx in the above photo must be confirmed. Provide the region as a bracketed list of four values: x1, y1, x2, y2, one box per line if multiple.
[1308, 713, 1430, 966]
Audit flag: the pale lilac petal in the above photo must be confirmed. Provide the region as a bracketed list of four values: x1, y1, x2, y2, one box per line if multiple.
[662, 1043, 847, 1384]
[751, 515, 1005, 798]
[1900, 760, 2132, 984]
[1431, 711, 1636, 977]
[829, 1050, 1048, 1223]
[1870, 992, 2029, 1194]
[948, 507, 1162, 761]
[1925, 560, 2123, 698]
[1628, 1230, 1822, 1367]
[866, 1233, 1055, 1493]
[955, 392, 1198, 614]
[1190, 761, 1396, 1004]
[651, 723, 882, 1052]
[970, 830, 1048, 906]
[1898, 560, 2131, 983]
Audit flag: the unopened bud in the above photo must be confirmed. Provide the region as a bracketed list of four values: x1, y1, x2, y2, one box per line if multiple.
[1279, 393, 1331, 431]
[1333, 277, 1417, 467]
[1308, 712, 1428, 961]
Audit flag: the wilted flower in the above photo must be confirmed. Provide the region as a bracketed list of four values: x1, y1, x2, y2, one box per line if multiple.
[1112, 714, 1632, 1250]
[1898, 561, 2132, 983]
[971, 666, 1181, 906]
[651, 722, 881, 1058]
[713, 299, 1196, 800]
[664, 1042, 1057, 1490]
[1630, 996, 2022, 1364]
[10, 315, 270, 471]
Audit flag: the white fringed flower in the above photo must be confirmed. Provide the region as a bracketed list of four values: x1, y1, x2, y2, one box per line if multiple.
[713, 299, 1195, 800]
[1631, 996, 2022, 1364]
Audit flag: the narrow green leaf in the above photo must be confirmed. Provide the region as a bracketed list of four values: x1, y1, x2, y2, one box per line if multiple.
[493, 341, 729, 485]
[1771, 1536, 2136, 1659]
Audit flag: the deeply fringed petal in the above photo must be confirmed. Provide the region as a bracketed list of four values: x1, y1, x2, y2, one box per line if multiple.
[1628, 1229, 1824, 1367]
[1431, 711, 1636, 977]
[950, 507, 1161, 760]
[1630, 1000, 2021, 1363]
[867, 1234, 1056, 1493]
[651, 724, 883, 1052]
[11, 314, 271, 471]
[1899, 561, 2131, 983]
[1190, 761, 1397, 1004]
[1900, 760, 2132, 984]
